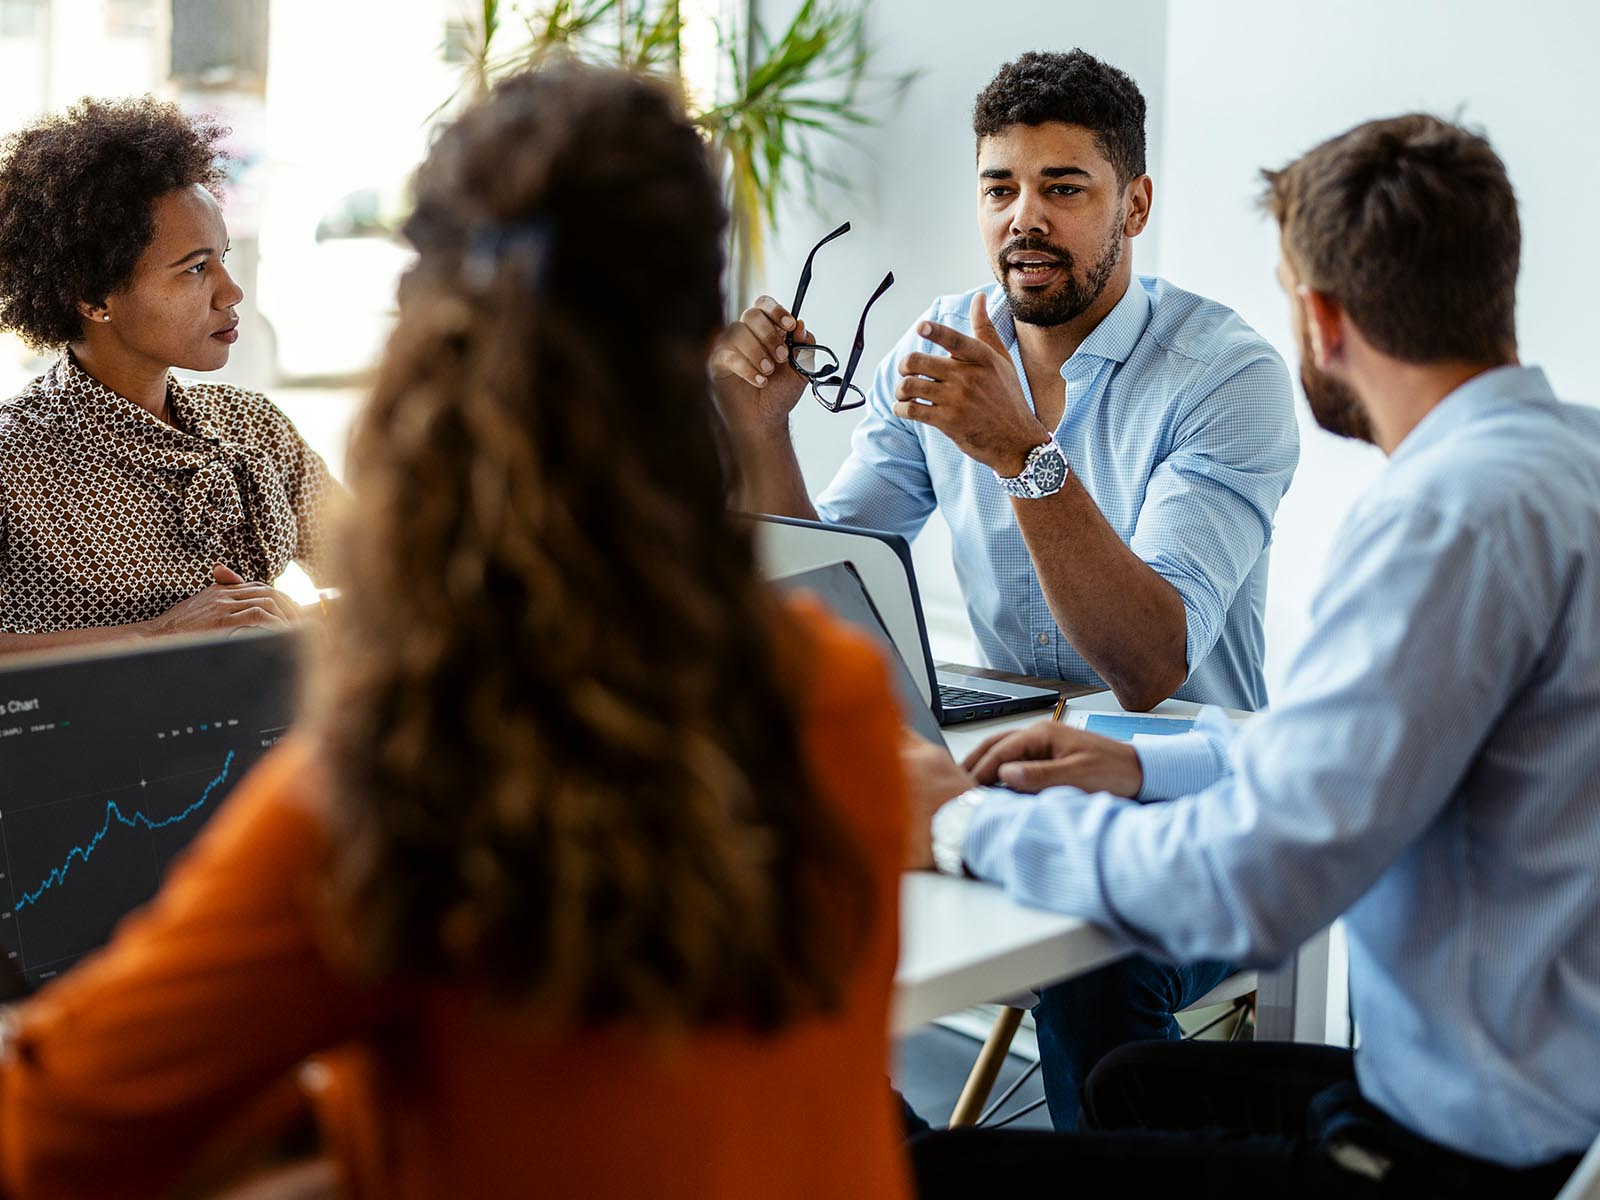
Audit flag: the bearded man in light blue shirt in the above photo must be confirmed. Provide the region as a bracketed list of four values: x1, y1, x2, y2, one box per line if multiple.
[906, 114, 1599, 1196]
[712, 49, 1297, 1132]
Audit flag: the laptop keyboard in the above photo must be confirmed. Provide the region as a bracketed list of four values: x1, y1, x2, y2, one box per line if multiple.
[938, 683, 1010, 708]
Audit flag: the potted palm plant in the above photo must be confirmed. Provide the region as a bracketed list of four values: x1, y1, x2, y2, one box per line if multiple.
[440, 0, 909, 306]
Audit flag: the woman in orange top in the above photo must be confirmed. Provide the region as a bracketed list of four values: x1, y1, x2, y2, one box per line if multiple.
[0, 65, 910, 1200]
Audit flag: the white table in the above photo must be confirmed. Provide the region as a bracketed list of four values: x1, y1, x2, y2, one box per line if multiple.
[895, 693, 1332, 1044]
[894, 706, 1124, 1035]
[892, 871, 1124, 1034]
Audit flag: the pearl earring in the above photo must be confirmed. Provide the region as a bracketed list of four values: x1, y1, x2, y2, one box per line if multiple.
[102, 315, 111, 322]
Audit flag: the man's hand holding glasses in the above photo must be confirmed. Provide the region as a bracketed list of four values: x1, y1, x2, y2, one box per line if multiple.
[710, 295, 815, 434]
[711, 222, 894, 435]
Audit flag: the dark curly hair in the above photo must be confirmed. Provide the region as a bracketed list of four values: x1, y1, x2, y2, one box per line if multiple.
[0, 96, 228, 350]
[313, 64, 874, 1031]
[973, 49, 1147, 186]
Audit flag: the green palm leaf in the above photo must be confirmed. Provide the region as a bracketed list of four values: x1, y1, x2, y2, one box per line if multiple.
[440, 0, 913, 307]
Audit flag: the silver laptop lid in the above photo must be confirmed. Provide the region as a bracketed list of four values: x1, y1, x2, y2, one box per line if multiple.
[770, 561, 945, 747]
[751, 515, 936, 708]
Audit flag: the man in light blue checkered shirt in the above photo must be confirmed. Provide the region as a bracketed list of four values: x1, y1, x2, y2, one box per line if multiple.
[711, 51, 1297, 1131]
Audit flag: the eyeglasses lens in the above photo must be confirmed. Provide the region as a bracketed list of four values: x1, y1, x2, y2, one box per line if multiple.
[790, 343, 839, 379]
[813, 379, 866, 413]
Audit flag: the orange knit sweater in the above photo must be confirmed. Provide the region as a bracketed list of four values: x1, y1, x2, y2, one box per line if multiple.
[0, 602, 911, 1199]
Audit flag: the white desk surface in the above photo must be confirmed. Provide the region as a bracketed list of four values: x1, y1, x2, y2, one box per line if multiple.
[892, 691, 1266, 1037]
[1063, 690, 1245, 722]
[893, 700, 1126, 1035]
[893, 871, 1125, 1033]
[935, 687, 1230, 768]
[936, 687, 1233, 761]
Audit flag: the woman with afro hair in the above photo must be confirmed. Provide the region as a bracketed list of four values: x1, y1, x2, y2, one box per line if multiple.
[0, 96, 338, 653]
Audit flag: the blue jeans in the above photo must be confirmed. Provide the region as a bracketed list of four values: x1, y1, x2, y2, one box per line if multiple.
[1031, 955, 1235, 1130]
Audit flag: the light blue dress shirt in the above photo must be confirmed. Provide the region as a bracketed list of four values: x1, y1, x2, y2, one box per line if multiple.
[962, 365, 1600, 1166]
[815, 275, 1298, 710]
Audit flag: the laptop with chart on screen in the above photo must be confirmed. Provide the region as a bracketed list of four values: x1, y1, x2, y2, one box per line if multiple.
[0, 629, 299, 992]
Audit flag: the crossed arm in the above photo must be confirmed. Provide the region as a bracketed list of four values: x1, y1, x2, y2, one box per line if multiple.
[0, 564, 300, 656]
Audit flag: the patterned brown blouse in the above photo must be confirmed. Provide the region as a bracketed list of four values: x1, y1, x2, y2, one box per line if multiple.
[0, 354, 338, 634]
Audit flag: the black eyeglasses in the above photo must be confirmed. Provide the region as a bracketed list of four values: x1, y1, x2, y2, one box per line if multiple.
[787, 222, 894, 413]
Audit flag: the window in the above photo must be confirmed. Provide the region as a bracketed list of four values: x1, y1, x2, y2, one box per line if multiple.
[0, 0, 42, 39]
[106, 0, 157, 38]
[170, 0, 268, 91]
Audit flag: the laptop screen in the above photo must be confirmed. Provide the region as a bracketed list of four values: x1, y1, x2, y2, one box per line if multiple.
[0, 629, 299, 992]
[773, 561, 946, 746]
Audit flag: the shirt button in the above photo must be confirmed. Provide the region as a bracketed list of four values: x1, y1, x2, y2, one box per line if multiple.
[1036, 633, 1050, 646]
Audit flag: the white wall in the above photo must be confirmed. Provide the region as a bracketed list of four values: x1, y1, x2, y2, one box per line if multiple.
[1158, 0, 1600, 694]
[758, 0, 1600, 685]
[1157, 0, 1600, 1045]
[753, 0, 1170, 660]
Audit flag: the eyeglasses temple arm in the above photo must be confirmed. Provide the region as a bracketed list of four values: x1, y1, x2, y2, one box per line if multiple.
[789, 221, 852, 318]
[836, 270, 895, 386]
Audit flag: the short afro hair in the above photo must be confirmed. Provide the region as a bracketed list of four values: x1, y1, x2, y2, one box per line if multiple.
[0, 96, 229, 350]
[973, 50, 1147, 186]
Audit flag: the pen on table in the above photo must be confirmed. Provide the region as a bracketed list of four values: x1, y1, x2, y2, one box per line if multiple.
[1051, 695, 1069, 722]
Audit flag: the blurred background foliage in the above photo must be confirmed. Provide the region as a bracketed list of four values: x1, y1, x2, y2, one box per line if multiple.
[441, 0, 911, 305]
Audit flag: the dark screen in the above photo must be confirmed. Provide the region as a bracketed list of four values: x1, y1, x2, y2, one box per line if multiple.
[0, 629, 299, 992]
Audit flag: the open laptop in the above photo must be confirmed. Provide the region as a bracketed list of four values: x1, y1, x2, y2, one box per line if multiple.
[772, 562, 947, 746]
[0, 628, 299, 993]
[753, 515, 1060, 725]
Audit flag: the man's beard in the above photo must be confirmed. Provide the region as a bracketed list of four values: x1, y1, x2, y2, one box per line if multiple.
[997, 220, 1123, 328]
[1297, 322, 1375, 443]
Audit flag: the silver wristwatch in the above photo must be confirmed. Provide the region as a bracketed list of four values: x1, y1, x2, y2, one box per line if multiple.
[931, 787, 998, 877]
[994, 433, 1069, 499]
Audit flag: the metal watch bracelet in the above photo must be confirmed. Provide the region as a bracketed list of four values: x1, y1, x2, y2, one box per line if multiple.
[931, 787, 997, 877]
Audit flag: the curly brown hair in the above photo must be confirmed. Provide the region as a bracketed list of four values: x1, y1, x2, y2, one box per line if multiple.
[0, 96, 228, 350]
[313, 64, 873, 1030]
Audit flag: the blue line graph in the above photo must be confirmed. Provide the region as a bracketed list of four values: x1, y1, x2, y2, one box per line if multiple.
[12, 751, 236, 912]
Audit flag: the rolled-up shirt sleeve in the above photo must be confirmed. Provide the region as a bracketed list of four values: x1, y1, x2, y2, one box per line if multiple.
[1130, 350, 1298, 681]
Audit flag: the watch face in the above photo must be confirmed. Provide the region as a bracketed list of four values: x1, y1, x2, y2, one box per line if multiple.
[996, 440, 1069, 498]
[1031, 446, 1068, 494]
